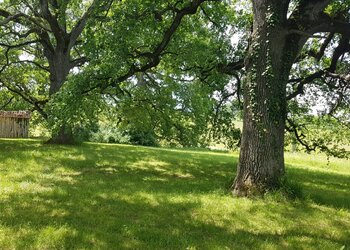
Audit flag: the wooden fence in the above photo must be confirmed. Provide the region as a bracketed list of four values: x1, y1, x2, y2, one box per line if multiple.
[0, 111, 31, 138]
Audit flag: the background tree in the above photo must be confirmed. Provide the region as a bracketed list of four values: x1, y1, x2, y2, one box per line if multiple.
[51, 0, 241, 148]
[0, 0, 112, 143]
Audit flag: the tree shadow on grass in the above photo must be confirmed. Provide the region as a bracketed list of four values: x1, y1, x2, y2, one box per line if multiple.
[1, 177, 348, 249]
[0, 140, 239, 248]
[0, 139, 349, 248]
[286, 165, 350, 210]
[2, 140, 236, 194]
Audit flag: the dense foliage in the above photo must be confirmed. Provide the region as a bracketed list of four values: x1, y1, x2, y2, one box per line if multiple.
[0, 0, 349, 157]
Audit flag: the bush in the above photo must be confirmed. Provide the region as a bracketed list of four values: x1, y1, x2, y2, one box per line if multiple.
[90, 125, 130, 144]
[126, 129, 159, 147]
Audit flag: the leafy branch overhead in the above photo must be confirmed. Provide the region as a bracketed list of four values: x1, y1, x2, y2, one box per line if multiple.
[0, 0, 349, 159]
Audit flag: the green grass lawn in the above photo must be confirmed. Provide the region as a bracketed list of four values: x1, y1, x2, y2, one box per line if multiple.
[0, 139, 349, 249]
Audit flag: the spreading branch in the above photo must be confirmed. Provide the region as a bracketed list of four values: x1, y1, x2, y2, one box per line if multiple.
[217, 59, 245, 75]
[287, 70, 325, 100]
[68, 0, 113, 49]
[286, 117, 349, 158]
[0, 81, 48, 118]
[0, 96, 14, 109]
[85, 0, 212, 93]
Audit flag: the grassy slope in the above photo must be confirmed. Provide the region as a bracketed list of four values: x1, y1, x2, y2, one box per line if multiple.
[0, 139, 349, 250]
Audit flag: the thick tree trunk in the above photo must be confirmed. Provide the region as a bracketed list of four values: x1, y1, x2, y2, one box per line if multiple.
[232, 1, 302, 196]
[46, 50, 76, 144]
[46, 126, 75, 144]
[48, 51, 71, 95]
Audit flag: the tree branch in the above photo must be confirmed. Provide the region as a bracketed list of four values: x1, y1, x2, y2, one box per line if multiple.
[70, 57, 88, 68]
[11, 60, 50, 72]
[69, 0, 113, 49]
[328, 36, 350, 72]
[312, 15, 350, 37]
[39, 0, 66, 42]
[287, 70, 325, 100]
[0, 96, 14, 109]
[0, 81, 48, 118]
[286, 117, 317, 152]
[92, 0, 211, 92]
[217, 59, 245, 75]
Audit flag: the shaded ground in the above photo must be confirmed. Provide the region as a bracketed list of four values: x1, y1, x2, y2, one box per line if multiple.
[0, 139, 349, 249]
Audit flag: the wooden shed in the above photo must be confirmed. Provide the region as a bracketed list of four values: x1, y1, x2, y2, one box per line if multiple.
[0, 111, 31, 138]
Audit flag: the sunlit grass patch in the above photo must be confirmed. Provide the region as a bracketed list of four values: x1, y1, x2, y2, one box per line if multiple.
[0, 139, 349, 249]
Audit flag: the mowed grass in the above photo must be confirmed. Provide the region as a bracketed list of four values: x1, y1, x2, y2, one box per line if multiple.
[0, 139, 349, 249]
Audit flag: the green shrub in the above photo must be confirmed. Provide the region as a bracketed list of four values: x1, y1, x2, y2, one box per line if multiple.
[90, 125, 130, 144]
[125, 129, 159, 147]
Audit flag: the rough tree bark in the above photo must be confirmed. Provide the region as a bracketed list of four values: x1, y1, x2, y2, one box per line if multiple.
[232, 0, 350, 196]
[38, 0, 95, 144]
[45, 42, 75, 144]
[232, 0, 306, 196]
[46, 125, 75, 145]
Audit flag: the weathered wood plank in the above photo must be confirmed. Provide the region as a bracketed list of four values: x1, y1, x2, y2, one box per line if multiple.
[0, 111, 30, 138]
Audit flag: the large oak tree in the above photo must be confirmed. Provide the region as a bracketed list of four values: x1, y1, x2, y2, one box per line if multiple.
[231, 0, 350, 195]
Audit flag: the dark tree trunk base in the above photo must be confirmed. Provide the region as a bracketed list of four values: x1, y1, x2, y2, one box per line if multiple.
[231, 176, 281, 197]
[231, 181, 257, 197]
[46, 127, 75, 145]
